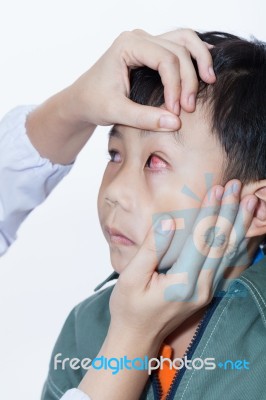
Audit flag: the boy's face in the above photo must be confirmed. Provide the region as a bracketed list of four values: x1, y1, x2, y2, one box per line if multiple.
[98, 105, 226, 273]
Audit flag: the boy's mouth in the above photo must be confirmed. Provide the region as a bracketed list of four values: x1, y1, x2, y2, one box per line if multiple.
[105, 226, 136, 246]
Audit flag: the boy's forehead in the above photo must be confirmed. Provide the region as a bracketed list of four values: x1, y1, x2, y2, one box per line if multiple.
[108, 125, 183, 143]
[108, 105, 213, 148]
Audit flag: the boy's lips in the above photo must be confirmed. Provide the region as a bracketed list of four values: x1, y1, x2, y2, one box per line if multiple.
[105, 226, 136, 246]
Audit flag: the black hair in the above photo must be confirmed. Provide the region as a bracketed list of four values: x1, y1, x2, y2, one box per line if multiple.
[129, 31, 266, 184]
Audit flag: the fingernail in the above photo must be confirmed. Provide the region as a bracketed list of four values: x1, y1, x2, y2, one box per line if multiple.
[188, 93, 195, 108]
[161, 218, 175, 232]
[215, 186, 224, 200]
[209, 66, 215, 77]
[155, 214, 175, 236]
[159, 115, 179, 129]
[256, 187, 266, 195]
[233, 182, 240, 197]
[247, 198, 257, 212]
[173, 101, 180, 115]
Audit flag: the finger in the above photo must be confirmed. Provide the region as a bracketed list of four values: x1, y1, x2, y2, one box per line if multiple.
[178, 49, 199, 112]
[213, 194, 258, 292]
[157, 54, 181, 115]
[204, 42, 215, 50]
[158, 29, 216, 84]
[139, 36, 199, 113]
[118, 32, 186, 114]
[200, 179, 241, 293]
[123, 214, 175, 286]
[165, 185, 224, 301]
[206, 180, 241, 261]
[189, 181, 241, 301]
[116, 97, 180, 131]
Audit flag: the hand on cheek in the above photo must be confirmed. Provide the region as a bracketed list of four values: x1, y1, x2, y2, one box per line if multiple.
[108, 179, 257, 343]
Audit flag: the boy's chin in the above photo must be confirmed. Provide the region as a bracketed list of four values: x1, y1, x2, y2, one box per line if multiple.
[110, 252, 134, 274]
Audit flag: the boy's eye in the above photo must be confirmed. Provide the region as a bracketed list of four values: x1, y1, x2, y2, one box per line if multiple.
[108, 150, 167, 170]
[146, 154, 167, 170]
[108, 150, 121, 163]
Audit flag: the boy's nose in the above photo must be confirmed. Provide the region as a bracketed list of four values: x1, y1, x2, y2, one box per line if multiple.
[104, 170, 138, 212]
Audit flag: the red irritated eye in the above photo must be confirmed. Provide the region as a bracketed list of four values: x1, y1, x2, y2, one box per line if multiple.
[146, 154, 167, 170]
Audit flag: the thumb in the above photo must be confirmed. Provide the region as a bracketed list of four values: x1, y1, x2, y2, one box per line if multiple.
[124, 214, 175, 286]
[116, 98, 181, 131]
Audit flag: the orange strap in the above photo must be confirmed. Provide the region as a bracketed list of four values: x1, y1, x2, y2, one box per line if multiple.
[157, 344, 177, 399]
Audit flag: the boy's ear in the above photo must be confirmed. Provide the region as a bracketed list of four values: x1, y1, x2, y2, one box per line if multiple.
[244, 181, 266, 238]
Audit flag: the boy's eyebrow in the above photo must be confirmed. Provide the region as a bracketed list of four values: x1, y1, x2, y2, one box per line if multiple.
[108, 126, 184, 145]
[109, 126, 123, 139]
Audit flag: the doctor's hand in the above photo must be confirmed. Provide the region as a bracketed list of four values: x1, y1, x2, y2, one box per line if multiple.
[67, 28, 215, 131]
[26, 28, 215, 164]
[108, 179, 257, 343]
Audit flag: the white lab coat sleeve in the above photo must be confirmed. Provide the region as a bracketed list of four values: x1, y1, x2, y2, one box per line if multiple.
[0, 105, 73, 256]
[60, 389, 92, 400]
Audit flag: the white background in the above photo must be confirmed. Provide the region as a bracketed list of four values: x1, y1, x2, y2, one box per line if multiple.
[0, 0, 265, 398]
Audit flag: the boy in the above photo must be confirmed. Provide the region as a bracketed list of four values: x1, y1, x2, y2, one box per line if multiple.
[42, 31, 266, 400]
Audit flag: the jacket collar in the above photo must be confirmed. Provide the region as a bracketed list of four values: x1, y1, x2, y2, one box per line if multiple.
[235, 255, 266, 328]
[94, 271, 119, 292]
[94, 253, 266, 326]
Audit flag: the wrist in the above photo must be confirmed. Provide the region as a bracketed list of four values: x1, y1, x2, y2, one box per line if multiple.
[52, 86, 96, 132]
[26, 88, 96, 164]
[106, 323, 163, 358]
[78, 326, 162, 399]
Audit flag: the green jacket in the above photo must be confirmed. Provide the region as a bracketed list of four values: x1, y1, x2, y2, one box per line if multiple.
[41, 257, 266, 400]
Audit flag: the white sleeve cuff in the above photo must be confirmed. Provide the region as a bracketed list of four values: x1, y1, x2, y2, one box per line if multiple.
[0, 105, 73, 256]
[60, 388, 91, 400]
